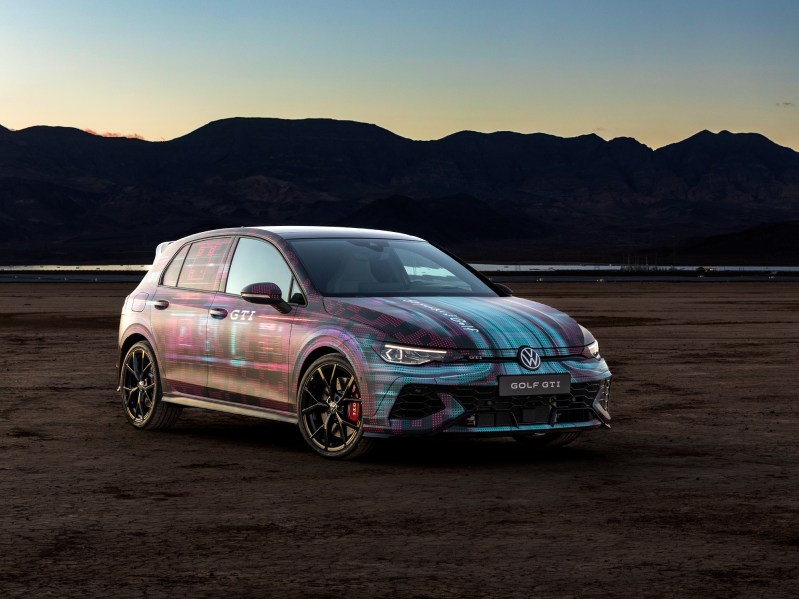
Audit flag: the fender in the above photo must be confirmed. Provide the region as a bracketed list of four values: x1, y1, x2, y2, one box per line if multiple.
[117, 323, 159, 377]
[290, 328, 373, 410]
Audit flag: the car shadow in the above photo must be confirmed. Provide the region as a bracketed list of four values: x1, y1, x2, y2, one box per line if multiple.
[168, 414, 308, 453]
[367, 436, 604, 467]
[165, 412, 604, 467]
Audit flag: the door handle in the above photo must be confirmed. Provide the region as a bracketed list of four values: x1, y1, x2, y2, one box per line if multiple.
[209, 307, 228, 319]
[153, 299, 170, 310]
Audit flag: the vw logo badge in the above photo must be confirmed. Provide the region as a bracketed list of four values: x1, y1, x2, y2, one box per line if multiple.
[518, 346, 541, 370]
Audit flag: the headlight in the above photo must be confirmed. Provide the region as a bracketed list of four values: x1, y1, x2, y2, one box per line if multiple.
[579, 325, 600, 359]
[582, 339, 600, 359]
[378, 343, 447, 365]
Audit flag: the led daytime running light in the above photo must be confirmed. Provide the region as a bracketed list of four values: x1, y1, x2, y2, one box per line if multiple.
[583, 340, 600, 359]
[379, 344, 447, 365]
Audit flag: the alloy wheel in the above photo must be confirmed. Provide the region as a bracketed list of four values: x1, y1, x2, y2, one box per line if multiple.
[299, 361, 363, 454]
[121, 347, 157, 423]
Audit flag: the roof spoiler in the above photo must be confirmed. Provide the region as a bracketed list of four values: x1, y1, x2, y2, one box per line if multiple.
[155, 241, 173, 260]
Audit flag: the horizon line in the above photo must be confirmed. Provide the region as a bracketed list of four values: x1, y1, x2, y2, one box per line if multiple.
[2, 117, 796, 152]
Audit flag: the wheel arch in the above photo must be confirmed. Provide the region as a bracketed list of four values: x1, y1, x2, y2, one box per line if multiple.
[296, 346, 341, 390]
[291, 332, 370, 406]
[117, 326, 158, 379]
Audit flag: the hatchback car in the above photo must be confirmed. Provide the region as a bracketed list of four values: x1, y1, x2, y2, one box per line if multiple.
[117, 226, 611, 458]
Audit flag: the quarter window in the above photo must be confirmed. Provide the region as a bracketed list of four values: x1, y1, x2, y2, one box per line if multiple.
[226, 238, 294, 301]
[176, 237, 232, 292]
[161, 244, 189, 287]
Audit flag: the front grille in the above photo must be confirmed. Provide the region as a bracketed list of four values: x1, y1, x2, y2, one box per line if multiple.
[450, 347, 588, 361]
[451, 354, 584, 365]
[387, 381, 605, 427]
[389, 386, 446, 419]
[450, 382, 599, 412]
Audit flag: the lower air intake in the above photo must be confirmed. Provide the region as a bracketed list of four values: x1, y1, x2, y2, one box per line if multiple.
[389, 386, 446, 419]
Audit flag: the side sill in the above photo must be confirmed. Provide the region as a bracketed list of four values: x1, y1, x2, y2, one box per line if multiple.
[162, 395, 297, 425]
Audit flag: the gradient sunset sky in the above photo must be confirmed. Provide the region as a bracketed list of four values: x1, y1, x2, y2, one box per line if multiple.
[2, 0, 798, 149]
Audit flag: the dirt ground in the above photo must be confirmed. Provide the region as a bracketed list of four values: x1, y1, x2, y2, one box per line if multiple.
[1, 282, 797, 598]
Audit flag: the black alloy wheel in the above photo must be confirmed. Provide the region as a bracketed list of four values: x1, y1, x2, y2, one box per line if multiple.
[120, 341, 181, 430]
[297, 355, 374, 459]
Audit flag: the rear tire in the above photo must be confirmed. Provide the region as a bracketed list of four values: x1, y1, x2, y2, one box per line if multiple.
[297, 355, 375, 460]
[512, 431, 581, 448]
[120, 341, 182, 430]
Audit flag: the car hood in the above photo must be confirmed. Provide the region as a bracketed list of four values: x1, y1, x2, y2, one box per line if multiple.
[323, 295, 587, 351]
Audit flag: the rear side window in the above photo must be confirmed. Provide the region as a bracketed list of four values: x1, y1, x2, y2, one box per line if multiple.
[225, 237, 294, 301]
[176, 237, 232, 292]
[161, 245, 189, 287]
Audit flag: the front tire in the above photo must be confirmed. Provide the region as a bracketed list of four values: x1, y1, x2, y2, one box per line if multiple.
[297, 355, 375, 459]
[119, 341, 181, 430]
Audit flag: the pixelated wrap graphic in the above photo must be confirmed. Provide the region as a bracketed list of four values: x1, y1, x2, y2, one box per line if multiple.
[119, 227, 611, 438]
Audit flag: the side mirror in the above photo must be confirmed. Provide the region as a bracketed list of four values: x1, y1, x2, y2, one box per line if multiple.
[241, 282, 292, 313]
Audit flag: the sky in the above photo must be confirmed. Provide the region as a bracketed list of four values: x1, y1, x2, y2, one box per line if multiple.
[1, 0, 798, 149]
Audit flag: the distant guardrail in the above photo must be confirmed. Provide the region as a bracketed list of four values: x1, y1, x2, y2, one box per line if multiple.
[1, 263, 797, 283]
[1, 263, 798, 272]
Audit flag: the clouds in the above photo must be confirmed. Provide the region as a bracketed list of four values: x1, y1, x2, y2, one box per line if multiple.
[84, 128, 144, 139]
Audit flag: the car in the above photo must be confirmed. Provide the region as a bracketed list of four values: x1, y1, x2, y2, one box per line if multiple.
[117, 226, 612, 459]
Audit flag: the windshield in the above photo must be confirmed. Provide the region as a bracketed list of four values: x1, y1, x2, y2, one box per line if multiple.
[289, 238, 497, 297]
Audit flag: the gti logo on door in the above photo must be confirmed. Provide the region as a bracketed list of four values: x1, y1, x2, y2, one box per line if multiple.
[230, 310, 256, 321]
[518, 346, 541, 370]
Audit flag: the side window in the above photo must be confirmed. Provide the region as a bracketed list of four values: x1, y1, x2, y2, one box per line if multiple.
[176, 237, 232, 292]
[161, 245, 189, 287]
[226, 238, 293, 301]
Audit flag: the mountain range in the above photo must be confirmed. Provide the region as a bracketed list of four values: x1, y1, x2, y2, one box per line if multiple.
[1, 117, 798, 264]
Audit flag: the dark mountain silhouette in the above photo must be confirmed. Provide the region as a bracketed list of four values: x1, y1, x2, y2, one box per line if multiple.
[668, 220, 799, 265]
[337, 194, 546, 244]
[1, 117, 798, 263]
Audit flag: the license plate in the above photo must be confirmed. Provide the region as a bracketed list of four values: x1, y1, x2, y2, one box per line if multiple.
[498, 374, 571, 397]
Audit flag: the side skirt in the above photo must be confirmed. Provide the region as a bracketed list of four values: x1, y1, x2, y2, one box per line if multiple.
[162, 395, 297, 425]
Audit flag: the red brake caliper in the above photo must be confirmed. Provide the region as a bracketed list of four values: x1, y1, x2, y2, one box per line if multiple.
[347, 385, 361, 422]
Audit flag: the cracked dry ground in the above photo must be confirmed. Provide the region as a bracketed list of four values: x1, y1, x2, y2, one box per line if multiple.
[0, 282, 797, 598]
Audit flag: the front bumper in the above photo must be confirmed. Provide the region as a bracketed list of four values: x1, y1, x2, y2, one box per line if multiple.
[363, 377, 612, 437]
[355, 335, 612, 438]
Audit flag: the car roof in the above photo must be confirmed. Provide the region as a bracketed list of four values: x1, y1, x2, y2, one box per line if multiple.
[254, 226, 423, 241]
[155, 226, 425, 257]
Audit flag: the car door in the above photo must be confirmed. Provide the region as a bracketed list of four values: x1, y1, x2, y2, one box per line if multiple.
[206, 236, 300, 411]
[150, 237, 233, 397]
